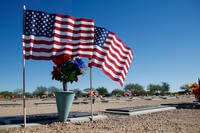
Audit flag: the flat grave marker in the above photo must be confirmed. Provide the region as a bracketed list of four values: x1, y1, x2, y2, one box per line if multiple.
[161, 102, 200, 109]
[0, 112, 98, 125]
[104, 105, 176, 115]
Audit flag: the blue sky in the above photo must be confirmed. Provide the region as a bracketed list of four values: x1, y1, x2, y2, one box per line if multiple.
[0, 0, 199, 92]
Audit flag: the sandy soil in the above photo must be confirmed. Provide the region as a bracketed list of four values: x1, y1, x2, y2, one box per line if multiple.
[0, 96, 200, 133]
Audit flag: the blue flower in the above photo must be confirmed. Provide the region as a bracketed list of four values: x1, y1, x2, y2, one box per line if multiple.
[73, 57, 86, 69]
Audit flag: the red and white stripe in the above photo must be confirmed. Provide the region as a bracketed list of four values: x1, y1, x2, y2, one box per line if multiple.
[89, 32, 134, 86]
[23, 14, 94, 60]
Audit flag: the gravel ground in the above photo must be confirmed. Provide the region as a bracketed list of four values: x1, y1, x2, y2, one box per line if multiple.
[0, 97, 200, 133]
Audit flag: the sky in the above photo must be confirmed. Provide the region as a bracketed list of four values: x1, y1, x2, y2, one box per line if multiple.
[0, 0, 200, 93]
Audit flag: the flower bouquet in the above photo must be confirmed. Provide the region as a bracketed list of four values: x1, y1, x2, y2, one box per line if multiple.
[188, 81, 200, 102]
[51, 56, 87, 122]
[88, 91, 98, 104]
[52, 57, 87, 91]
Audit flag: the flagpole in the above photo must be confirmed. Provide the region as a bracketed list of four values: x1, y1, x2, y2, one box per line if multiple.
[89, 65, 93, 121]
[22, 5, 26, 128]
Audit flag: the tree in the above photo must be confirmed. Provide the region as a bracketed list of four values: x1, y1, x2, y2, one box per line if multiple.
[33, 86, 48, 97]
[180, 84, 191, 92]
[147, 84, 162, 95]
[13, 88, 22, 97]
[96, 87, 109, 96]
[83, 88, 95, 93]
[25, 92, 33, 98]
[124, 83, 146, 96]
[48, 86, 61, 96]
[0, 91, 13, 98]
[160, 82, 170, 95]
[73, 89, 84, 98]
[111, 89, 124, 96]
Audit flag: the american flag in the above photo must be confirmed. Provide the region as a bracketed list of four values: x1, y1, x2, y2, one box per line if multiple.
[124, 89, 132, 96]
[22, 10, 133, 86]
[23, 10, 94, 60]
[89, 27, 133, 86]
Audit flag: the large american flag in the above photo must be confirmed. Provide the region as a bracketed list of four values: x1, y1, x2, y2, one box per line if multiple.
[89, 27, 133, 86]
[22, 10, 133, 86]
[23, 10, 94, 60]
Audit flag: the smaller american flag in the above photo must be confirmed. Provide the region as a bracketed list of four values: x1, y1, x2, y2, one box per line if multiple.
[89, 27, 133, 86]
[124, 89, 132, 96]
[23, 10, 94, 60]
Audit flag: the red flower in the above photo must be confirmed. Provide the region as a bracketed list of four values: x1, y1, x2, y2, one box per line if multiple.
[52, 66, 61, 80]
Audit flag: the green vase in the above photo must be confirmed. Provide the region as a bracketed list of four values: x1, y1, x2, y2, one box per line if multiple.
[55, 91, 75, 122]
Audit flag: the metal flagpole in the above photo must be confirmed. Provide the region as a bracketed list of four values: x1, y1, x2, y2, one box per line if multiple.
[90, 65, 93, 121]
[22, 5, 26, 128]
[22, 56, 26, 128]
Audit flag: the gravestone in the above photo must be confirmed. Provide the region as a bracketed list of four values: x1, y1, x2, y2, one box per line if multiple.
[105, 105, 176, 115]
[0, 112, 98, 125]
[161, 102, 200, 109]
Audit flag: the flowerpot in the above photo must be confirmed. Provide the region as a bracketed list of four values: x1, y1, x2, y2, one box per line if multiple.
[55, 91, 75, 122]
